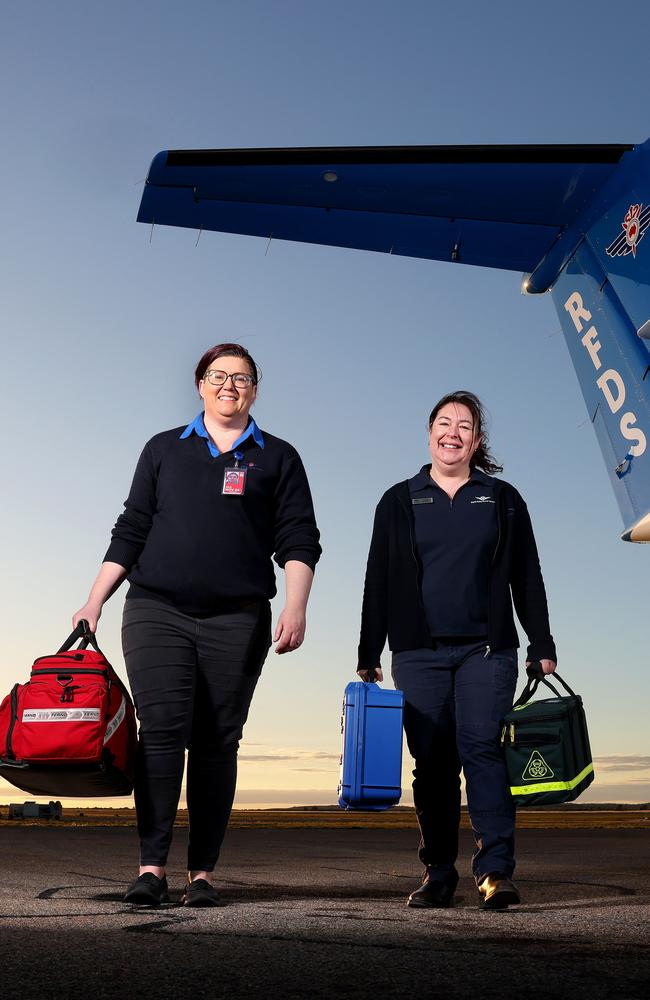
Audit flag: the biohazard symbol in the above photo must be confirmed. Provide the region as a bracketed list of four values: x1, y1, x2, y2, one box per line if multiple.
[522, 750, 554, 782]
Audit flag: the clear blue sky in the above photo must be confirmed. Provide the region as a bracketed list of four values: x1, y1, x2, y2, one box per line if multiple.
[1, 0, 649, 805]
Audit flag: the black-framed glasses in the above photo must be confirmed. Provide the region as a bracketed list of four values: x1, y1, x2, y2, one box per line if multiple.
[203, 369, 257, 389]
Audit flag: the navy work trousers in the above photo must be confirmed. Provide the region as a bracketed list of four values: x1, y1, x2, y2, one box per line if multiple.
[121, 597, 271, 871]
[391, 640, 518, 883]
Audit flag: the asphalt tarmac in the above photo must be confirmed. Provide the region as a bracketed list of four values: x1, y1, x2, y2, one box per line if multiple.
[0, 826, 648, 999]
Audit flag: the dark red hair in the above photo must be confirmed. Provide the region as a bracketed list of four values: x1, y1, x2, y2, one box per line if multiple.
[194, 343, 260, 390]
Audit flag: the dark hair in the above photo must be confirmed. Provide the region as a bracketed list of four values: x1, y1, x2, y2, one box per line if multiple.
[428, 390, 503, 475]
[194, 343, 260, 390]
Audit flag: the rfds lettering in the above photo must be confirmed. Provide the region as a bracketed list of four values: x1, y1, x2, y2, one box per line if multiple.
[564, 291, 647, 457]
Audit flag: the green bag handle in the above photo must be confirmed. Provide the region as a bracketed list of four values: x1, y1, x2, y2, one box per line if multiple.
[512, 661, 576, 708]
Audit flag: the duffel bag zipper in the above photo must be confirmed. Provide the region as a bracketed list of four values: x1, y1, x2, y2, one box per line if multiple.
[32, 653, 109, 666]
[30, 668, 108, 677]
[5, 684, 20, 760]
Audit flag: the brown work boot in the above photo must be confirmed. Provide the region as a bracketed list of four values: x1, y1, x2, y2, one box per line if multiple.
[478, 872, 521, 910]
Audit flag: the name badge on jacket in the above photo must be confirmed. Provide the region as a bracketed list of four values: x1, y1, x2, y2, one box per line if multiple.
[222, 467, 247, 495]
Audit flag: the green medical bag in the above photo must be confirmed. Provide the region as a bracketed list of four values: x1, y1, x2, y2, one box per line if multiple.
[501, 664, 594, 806]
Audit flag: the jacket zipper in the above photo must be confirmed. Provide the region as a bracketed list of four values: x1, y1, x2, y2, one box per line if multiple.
[492, 489, 503, 566]
[485, 488, 503, 655]
[398, 492, 427, 614]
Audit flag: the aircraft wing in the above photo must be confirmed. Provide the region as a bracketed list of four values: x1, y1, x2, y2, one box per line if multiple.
[137, 144, 632, 278]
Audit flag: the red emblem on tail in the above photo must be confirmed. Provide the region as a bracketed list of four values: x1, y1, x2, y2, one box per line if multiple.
[606, 203, 650, 258]
[623, 204, 642, 256]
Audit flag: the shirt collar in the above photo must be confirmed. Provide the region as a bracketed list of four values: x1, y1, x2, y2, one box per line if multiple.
[409, 464, 492, 492]
[179, 413, 265, 458]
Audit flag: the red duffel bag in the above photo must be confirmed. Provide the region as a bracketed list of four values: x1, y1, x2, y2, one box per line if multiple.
[0, 620, 137, 796]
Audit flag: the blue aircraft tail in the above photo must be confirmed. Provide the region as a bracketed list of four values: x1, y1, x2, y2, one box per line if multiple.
[549, 142, 650, 541]
[137, 139, 650, 539]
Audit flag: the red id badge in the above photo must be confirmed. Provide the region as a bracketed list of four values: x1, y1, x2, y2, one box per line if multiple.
[222, 466, 247, 495]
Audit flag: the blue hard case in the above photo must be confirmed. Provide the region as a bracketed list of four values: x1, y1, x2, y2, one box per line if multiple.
[338, 681, 405, 810]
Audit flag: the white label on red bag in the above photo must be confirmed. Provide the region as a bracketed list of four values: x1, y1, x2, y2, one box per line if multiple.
[103, 696, 126, 744]
[22, 708, 101, 722]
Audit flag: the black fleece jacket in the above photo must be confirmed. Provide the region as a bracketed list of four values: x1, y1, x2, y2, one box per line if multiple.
[358, 471, 556, 668]
[104, 426, 321, 615]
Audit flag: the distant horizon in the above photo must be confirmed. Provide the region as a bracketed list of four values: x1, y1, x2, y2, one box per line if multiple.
[3, 802, 649, 811]
[2, 791, 649, 809]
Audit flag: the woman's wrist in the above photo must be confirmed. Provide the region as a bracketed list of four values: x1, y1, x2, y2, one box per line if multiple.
[283, 601, 307, 614]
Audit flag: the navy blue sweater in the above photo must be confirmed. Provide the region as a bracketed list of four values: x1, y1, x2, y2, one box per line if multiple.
[104, 426, 321, 615]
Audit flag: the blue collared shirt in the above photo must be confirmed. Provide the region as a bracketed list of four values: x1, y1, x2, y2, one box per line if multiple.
[179, 413, 265, 458]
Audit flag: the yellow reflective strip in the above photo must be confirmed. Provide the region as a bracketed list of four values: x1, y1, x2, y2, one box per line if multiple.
[510, 762, 594, 796]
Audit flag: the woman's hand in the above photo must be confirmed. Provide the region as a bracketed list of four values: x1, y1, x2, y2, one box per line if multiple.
[72, 603, 102, 633]
[356, 666, 383, 682]
[274, 606, 306, 654]
[526, 659, 557, 675]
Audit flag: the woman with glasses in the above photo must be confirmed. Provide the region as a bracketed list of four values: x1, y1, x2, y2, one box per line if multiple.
[357, 391, 556, 911]
[73, 343, 321, 907]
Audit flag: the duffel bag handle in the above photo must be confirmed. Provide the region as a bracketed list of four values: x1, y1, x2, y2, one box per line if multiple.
[512, 661, 576, 708]
[58, 619, 102, 655]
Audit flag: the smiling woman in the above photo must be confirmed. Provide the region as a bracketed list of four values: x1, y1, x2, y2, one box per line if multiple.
[427, 392, 503, 480]
[196, 344, 260, 451]
[71, 342, 321, 908]
[357, 389, 556, 911]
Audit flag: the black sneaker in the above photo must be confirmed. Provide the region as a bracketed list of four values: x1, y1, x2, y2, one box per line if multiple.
[123, 873, 169, 906]
[181, 878, 224, 908]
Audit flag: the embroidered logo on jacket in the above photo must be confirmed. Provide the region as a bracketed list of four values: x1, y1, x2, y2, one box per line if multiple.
[470, 495, 495, 504]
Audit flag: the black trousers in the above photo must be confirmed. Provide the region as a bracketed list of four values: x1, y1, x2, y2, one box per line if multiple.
[121, 597, 271, 870]
[391, 640, 518, 883]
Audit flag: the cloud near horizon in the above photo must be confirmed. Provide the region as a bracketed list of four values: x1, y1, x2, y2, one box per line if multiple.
[239, 744, 339, 764]
[592, 755, 650, 772]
